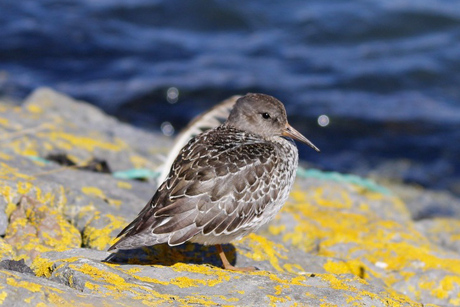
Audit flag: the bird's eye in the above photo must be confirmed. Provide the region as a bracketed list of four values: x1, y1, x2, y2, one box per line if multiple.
[261, 112, 271, 119]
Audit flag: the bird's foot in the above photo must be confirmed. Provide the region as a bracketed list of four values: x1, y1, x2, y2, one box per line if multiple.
[216, 244, 258, 272]
[221, 263, 258, 272]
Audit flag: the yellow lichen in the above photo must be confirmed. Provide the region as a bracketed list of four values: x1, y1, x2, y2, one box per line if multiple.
[4, 138, 40, 157]
[282, 263, 305, 274]
[75, 263, 126, 285]
[76, 204, 96, 221]
[0, 238, 16, 260]
[16, 181, 34, 195]
[423, 218, 460, 246]
[47, 292, 73, 306]
[66, 261, 224, 305]
[6, 277, 43, 292]
[319, 274, 360, 292]
[0, 163, 35, 180]
[38, 131, 127, 152]
[268, 224, 285, 236]
[81, 186, 106, 199]
[169, 263, 232, 287]
[314, 188, 353, 209]
[238, 233, 288, 272]
[0, 151, 11, 160]
[0, 117, 9, 126]
[268, 294, 290, 306]
[249, 270, 306, 287]
[319, 273, 417, 306]
[429, 275, 460, 301]
[81, 186, 122, 208]
[0, 291, 7, 304]
[323, 259, 366, 278]
[117, 181, 132, 189]
[82, 213, 127, 250]
[282, 185, 460, 304]
[5, 202, 16, 218]
[212, 294, 239, 303]
[4, 197, 81, 263]
[319, 301, 337, 307]
[31, 256, 55, 278]
[274, 284, 289, 295]
[26, 104, 43, 114]
[130, 154, 155, 169]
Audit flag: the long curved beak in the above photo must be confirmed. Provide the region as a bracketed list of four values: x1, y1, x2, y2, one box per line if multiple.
[282, 124, 320, 152]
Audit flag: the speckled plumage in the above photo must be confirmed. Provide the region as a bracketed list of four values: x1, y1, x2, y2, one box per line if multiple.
[109, 93, 319, 270]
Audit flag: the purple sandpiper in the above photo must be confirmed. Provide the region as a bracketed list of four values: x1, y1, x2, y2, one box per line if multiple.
[108, 93, 320, 271]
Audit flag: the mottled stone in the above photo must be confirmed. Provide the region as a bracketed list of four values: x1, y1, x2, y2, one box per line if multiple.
[19, 87, 170, 172]
[0, 259, 34, 275]
[82, 212, 128, 250]
[266, 178, 460, 306]
[415, 218, 460, 254]
[0, 198, 7, 236]
[387, 182, 460, 219]
[0, 238, 16, 261]
[0, 269, 132, 307]
[31, 249, 417, 307]
[4, 196, 82, 264]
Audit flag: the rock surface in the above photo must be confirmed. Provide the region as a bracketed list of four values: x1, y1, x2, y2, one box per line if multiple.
[0, 88, 459, 306]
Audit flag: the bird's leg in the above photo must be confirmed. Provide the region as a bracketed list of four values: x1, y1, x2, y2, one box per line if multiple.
[216, 244, 256, 272]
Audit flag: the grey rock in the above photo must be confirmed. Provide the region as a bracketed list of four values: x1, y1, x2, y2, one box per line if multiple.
[0, 259, 34, 275]
[0, 238, 16, 262]
[383, 181, 460, 220]
[22, 87, 171, 170]
[0, 198, 7, 236]
[34, 249, 416, 307]
[0, 269, 133, 307]
[393, 269, 460, 306]
[415, 218, 460, 254]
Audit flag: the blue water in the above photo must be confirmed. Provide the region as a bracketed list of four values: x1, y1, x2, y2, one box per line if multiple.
[1, 0, 460, 195]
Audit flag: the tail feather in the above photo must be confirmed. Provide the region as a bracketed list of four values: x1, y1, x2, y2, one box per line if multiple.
[109, 232, 169, 251]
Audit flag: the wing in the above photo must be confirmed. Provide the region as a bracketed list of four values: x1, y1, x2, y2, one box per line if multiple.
[109, 126, 282, 250]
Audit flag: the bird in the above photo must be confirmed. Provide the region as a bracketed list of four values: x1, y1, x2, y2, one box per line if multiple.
[108, 93, 320, 271]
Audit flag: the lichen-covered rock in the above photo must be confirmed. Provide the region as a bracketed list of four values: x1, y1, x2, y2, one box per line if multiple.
[0, 269, 133, 307]
[386, 182, 460, 220]
[0, 88, 458, 306]
[0, 259, 34, 275]
[0, 239, 16, 261]
[0, 205, 7, 236]
[31, 249, 418, 307]
[4, 196, 81, 264]
[263, 177, 460, 306]
[82, 212, 128, 250]
[415, 218, 460, 254]
[1, 87, 169, 172]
